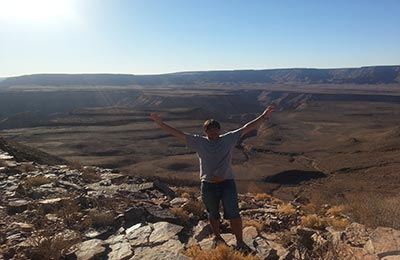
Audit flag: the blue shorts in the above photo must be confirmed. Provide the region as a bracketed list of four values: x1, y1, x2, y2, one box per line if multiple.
[200, 179, 240, 220]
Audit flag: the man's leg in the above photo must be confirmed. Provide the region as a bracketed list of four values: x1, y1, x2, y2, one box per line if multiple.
[229, 217, 243, 243]
[209, 215, 222, 238]
[222, 180, 251, 251]
[201, 182, 226, 245]
[230, 217, 252, 253]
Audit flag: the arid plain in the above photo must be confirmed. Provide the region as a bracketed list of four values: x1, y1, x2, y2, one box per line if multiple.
[1, 83, 400, 207]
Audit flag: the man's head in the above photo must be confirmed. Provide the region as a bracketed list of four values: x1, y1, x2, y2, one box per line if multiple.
[203, 119, 221, 140]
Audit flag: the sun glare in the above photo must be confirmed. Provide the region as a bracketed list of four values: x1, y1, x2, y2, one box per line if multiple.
[0, 0, 77, 22]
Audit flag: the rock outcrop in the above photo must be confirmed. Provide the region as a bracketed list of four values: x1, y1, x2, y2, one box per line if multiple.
[0, 149, 399, 260]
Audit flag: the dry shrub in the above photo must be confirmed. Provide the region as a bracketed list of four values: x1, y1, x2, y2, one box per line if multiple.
[88, 196, 129, 212]
[243, 219, 265, 232]
[171, 207, 190, 222]
[181, 192, 192, 199]
[253, 193, 271, 201]
[279, 203, 296, 214]
[183, 244, 259, 260]
[81, 167, 101, 183]
[271, 197, 283, 205]
[300, 214, 327, 230]
[174, 186, 199, 198]
[28, 233, 80, 260]
[18, 162, 36, 172]
[24, 175, 52, 187]
[345, 193, 400, 229]
[327, 217, 349, 230]
[68, 159, 83, 170]
[57, 199, 82, 227]
[326, 205, 345, 217]
[301, 203, 317, 215]
[183, 200, 205, 215]
[88, 209, 114, 228]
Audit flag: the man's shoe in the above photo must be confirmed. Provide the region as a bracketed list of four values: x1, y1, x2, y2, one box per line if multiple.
[211, 236, 228, 249]
[235, 241, 254, 255]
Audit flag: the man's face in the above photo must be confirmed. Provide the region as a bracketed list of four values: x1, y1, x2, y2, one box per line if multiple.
[205, 127, 220, 140]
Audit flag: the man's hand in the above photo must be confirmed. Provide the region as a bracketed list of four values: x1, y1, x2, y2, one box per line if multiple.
[150, 112, 162, 124]
[150, 112, 186, 142]
[261, 106, 275, 119]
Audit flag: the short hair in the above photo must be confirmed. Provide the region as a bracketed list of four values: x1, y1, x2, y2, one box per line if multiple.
[203, 119, 221, 131]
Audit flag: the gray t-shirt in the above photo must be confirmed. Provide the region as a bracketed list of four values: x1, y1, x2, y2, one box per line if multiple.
[185, 129, 242, 182]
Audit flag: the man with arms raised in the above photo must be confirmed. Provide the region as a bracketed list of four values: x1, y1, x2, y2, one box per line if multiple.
[150, 106, 274, 252]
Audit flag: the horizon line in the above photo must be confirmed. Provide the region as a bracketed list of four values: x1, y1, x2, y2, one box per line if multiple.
[2, 64, 400, 79]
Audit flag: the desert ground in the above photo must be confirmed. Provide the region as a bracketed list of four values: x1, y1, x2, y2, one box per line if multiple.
[1, 85, 399, 199]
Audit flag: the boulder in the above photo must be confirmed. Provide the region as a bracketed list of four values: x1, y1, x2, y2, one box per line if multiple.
[345, 222, 370, 247]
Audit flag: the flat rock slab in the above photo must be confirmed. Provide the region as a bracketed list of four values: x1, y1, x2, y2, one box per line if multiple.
[170, 197, 189, 206]
[106, 234, 125, 245]
[7, 199, 30, 214]
[145, 205, 179, 223]
[56, 180, 82, 190]
[86, 182, 155, 196]
[149, 222, 183, 243]
[0, 154, 14, 160]
[338, 245, 379, 260]
[365, 227, 400, 259]
[193, 220, 212, 242]
[10, 222, 34, 233]
[130, 239, 188, 260]
[108, 241, 133, 260]
[75, 239, 107, 260]
[199, 233, 236, 249]
[243, 226, 258, 250]
[101, 173, 126, 184]
[38, 197, 67, 205]
[126, 225, 152, 246]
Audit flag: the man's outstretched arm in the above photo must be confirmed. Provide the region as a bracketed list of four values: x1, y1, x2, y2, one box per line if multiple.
[239, 106, 275, 137]
[150, 113, 186, 142]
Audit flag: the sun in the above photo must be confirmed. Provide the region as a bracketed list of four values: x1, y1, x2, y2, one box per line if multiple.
[0, 0, 77, 22]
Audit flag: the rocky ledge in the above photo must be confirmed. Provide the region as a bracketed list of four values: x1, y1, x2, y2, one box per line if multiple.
[0, 149, 399, 260]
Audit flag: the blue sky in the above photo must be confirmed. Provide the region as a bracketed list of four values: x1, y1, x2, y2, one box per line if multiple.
[1, 0, 399, 77]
